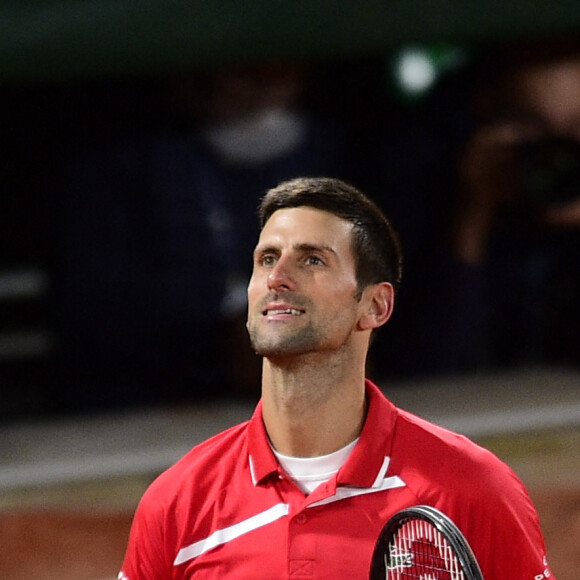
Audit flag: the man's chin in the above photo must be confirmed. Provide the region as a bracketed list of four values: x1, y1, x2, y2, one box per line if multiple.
[250, 339, 313, 359]
[253, 345, 305, 359]
[248, 326, 319, 359]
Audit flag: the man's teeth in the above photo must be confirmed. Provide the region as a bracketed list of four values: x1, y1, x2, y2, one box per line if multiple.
[268, 308, 302, 316]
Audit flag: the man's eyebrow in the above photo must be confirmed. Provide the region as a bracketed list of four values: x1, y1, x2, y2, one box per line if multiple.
[253, 243, 337, 257]
[253, 244, 278, 257]
[294, 243, 337, 255]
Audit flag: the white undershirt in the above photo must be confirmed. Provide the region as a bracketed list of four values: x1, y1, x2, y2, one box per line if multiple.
[271, 438, 359, 494]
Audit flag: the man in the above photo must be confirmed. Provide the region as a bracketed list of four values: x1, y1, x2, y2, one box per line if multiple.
[119, 177, 553, 579]
[430, 38, 580, 372]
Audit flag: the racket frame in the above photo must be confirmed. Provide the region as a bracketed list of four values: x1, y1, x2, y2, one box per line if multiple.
[370, 504, 484, 580]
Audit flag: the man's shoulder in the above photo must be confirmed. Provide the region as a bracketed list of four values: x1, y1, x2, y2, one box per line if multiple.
[143, 419, 252, 504]
[392, 407, 515, 489]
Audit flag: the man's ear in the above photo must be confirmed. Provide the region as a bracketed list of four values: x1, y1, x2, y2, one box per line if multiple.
[357, 282, 395, 331]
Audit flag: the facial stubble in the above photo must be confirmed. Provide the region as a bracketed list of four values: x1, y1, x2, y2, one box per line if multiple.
[247, 316, 322, 358]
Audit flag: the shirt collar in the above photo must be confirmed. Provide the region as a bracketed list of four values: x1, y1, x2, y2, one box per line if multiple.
[247, 399, 280, 485]
[248, 379, 398, 488]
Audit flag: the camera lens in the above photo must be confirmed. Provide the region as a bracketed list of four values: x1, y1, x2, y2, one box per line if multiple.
[520, 137, 580, 207]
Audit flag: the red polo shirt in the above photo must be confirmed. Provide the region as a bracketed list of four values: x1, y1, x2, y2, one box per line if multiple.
[120, 380, 552, 579]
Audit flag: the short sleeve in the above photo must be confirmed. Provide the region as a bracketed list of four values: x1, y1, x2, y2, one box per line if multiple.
[119, 487, 173, 580]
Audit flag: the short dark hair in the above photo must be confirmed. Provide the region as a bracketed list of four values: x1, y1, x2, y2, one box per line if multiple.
[258, 177, 403, 294]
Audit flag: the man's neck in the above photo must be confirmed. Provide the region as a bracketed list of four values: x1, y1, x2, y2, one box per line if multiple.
[260, 357, 368, 457]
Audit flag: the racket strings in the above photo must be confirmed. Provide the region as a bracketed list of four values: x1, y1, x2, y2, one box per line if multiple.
[386, 519, 465, 579]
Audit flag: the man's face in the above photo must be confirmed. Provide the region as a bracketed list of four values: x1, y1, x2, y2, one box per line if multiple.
[512, 58, 580, 140]
[246, 207, 363, 359]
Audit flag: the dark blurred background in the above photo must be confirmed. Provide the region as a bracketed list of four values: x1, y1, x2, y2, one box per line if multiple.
[2, 1, 580, 421]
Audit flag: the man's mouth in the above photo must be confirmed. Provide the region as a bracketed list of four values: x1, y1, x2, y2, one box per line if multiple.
[263, 308, 304, 316]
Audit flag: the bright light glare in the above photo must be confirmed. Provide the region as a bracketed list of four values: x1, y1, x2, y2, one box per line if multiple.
[396, 50, 437, 94]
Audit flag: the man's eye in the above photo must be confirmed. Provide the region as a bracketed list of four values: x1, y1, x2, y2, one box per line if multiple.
[306, 256, 324, 266]
[261, 255, 277, 267]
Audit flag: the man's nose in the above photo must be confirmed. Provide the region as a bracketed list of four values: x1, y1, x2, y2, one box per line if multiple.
[267, 257, 296, 291]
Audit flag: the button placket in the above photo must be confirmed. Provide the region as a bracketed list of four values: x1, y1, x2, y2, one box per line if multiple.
[288, 509, 315, 577]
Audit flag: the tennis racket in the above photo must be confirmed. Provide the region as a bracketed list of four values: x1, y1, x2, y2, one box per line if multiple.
[369, 505, 484, 580]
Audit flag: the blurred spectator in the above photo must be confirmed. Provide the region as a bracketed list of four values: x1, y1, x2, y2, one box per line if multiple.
[372, 37, 580, 379]
[48, 61, 352, 412]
